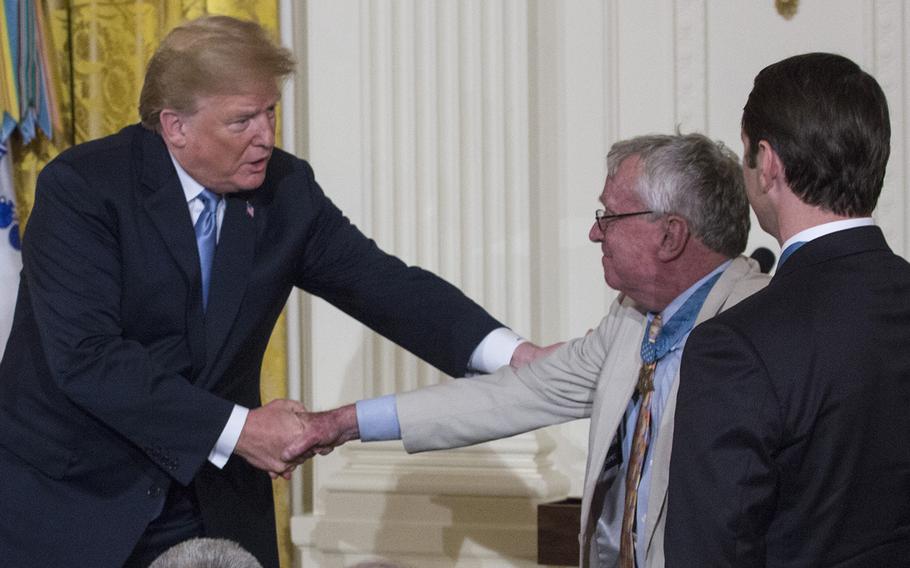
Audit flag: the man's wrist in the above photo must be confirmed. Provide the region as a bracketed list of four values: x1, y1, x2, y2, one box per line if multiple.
[355, 395, 401, 441]
[208, 404, 249, 468]
[509, 341, 537, 368]
[468, 327, 526, 373]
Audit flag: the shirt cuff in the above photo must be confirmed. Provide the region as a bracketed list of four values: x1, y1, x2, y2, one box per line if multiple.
[468, 327, 526, 373]
[356, 394, 402, 441]
[208, 404, 249, 469]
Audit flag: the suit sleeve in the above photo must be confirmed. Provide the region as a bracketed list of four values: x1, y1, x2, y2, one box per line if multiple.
[291, 162, 502, 377]
[398, 310, 618, 452]
[666, 319, 780, 567]
[23, 160, 233, 485]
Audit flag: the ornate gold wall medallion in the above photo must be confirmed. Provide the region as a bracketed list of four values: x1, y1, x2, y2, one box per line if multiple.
[776, 0, 799, 20]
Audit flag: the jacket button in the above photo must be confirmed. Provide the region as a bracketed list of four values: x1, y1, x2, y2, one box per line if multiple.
[148, 486, 162, 497]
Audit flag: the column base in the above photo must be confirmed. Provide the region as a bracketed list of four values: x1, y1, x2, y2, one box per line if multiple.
[292, 436, 570, 567]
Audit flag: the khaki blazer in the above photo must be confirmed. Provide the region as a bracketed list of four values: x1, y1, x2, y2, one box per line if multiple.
[398, 255, 769, 567]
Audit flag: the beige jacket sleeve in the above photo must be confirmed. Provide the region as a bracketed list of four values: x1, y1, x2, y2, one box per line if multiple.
[398, 297, 643, 453]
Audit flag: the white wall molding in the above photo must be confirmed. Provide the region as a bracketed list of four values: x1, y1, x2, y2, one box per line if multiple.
[674, 0, 707, 131]
[356, 0, 533, 397]
[319, 439, 568, 497]
[871, 0, 907, 257]
[296, 2, 564, 565]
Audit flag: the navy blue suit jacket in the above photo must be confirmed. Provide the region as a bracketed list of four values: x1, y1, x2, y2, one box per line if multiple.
[0, 124, 502, 567]
[666, 226, 910, 567]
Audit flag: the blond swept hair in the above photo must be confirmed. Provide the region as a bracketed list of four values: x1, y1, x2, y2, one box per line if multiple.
[139, 15, 295, 130]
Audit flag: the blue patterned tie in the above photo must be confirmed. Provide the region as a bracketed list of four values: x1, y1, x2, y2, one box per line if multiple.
[194, 189, 219, 311]
[778, 241, 806, 268]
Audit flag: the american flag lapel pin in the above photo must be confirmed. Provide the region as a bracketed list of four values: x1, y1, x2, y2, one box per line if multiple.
[246, 200, 255, 218]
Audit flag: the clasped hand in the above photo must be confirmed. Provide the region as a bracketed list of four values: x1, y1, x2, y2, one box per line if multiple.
[234, 400, 358, 479]
[233, 341, 560, 479]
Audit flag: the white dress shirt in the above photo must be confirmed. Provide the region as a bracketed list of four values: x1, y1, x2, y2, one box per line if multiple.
[780, 217, 874, 252]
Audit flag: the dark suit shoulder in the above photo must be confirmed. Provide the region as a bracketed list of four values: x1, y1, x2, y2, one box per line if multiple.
[698, 277, 801, 344]
[690, 242, 910, 436]
[254, 148, 321, 203]
[55, 124, 142, 161]
[264, 147, 314, 177]
[248, 149, 344, 238]
[719, 243, 910, 327]
[38, 124, 154, 200]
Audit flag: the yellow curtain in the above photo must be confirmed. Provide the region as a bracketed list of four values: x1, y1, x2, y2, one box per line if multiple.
[14, 1, 292, 565]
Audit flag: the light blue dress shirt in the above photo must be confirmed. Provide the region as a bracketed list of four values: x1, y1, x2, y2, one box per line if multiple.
[356, 327, 525, 440]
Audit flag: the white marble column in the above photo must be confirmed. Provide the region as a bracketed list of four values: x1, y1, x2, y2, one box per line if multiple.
[359, 0, 533, 394]
[871, 0, 909, 258]
[293, 2, 568, 565]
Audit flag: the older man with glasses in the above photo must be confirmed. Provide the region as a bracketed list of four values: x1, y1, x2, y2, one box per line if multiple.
[286, 132, 770, 567]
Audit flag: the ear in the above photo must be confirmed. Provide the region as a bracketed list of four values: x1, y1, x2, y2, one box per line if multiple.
[656, 214, 690, 262]
[756, 140, 786, 193]
[158, 109, 189, 149]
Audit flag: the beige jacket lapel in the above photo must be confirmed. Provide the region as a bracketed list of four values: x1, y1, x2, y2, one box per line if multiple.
[579, 296, 647, 562]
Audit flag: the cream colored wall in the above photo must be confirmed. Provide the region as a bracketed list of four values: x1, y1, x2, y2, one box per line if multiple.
[284, 1, 910, 565]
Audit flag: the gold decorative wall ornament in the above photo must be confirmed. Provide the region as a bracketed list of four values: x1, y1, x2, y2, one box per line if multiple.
[776, 0, 799, 20]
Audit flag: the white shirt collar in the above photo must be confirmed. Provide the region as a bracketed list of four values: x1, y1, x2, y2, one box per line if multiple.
[168, 151, 206, 203]
[781, 218, 874, 252]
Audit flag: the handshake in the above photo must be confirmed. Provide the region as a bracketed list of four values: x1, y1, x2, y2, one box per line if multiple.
[233, 399, 359, 480]
[230, 341, 563, 479]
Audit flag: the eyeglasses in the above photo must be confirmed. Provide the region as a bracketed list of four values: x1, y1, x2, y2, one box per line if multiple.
[594, 209, 654, 232]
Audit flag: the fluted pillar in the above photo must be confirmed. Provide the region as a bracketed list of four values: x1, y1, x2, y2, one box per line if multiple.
[293, 2, 567, 565]
[360, 0, 532, 395]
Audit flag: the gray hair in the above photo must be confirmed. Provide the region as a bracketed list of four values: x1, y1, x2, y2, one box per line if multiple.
[149, 538, 262, 568]
[607, 132, 749, 257]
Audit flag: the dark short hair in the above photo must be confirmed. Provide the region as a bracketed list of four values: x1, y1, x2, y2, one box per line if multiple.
[608, 132, 749, 258]
[742, 52, 890, 216]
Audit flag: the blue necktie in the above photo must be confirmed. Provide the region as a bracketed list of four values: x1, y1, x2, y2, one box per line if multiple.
[194, 189, 219, 311]
[778, 240, 806, 268]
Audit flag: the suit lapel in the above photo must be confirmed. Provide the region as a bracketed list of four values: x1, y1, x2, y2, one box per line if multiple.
[204, 195, 256, 367]
[139, 130, 199, 287]
[581, 299, 645, 552]
[142, 186, 199, 281]
[694, 256, 750, 327]
[137, 127, 207, 377]
[586, 298, 645, 489]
